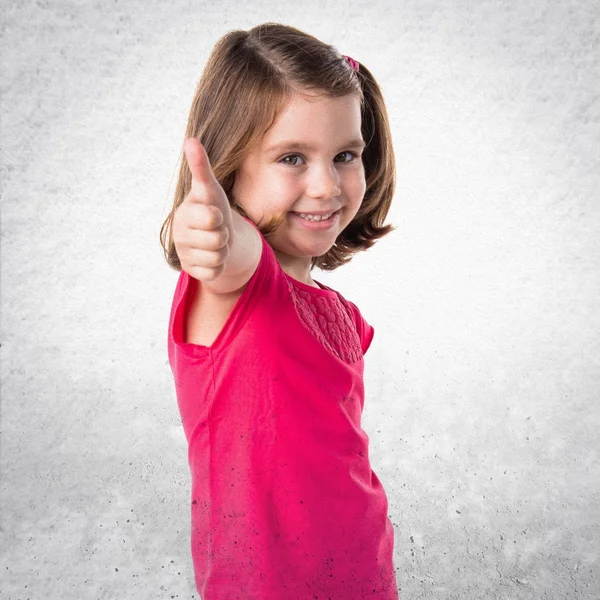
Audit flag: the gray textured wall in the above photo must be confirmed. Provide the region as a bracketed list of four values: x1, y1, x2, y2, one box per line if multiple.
[1, 1, 599, 599]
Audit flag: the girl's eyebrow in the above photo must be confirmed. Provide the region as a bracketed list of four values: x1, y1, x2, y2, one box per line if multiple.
[265, 138, 366, 154]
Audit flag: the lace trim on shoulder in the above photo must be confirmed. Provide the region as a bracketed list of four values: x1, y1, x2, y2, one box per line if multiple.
[286, 279, 362, 363]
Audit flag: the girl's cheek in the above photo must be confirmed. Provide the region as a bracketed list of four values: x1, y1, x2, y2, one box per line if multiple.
[346, 171, 366, 196]
[276, 171, 302, 192]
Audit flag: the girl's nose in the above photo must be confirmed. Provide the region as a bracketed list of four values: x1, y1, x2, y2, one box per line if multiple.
[306, 164, 341, 200]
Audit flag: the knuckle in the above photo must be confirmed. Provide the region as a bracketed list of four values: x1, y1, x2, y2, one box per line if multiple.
[197, 264, 224, 282]
[208, 247, 228, 268]
[217, 244, 229, 262]
[205, 228, 229, 251]
[190, 266, 212, 281]
[205, 205, 224, 229]
[218, 227, 229, 248]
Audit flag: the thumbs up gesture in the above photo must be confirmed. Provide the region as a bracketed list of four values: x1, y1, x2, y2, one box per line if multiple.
[173, 138, 235, 282]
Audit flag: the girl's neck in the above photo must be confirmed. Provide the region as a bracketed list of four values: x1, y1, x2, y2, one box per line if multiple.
[283, 266, 319, 288]
[272, 249, 317, 287]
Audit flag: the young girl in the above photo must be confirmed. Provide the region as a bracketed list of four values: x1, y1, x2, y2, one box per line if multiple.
[160, 22, 399, 600]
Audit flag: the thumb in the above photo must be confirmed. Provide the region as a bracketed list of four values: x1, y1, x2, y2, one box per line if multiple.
[183, 138, 218, 198]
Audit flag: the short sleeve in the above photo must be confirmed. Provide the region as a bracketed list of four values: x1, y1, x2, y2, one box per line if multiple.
[344, 298, 375, 356]
[167, 216, 271, 359]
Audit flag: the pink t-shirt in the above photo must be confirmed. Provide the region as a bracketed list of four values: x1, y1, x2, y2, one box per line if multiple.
[167, 217, 398, 599]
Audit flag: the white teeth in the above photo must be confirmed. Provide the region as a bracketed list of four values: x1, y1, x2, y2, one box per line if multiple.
[296, 211, 334, 222]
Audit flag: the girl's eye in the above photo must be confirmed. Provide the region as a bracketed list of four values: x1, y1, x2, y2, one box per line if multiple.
[335, 151, 356, 163]
[280, 151, 358, 166]
[281, 155, 304, 166]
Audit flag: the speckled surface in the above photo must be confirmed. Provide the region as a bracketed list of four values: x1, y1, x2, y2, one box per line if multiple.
[1, 1, 599, 598]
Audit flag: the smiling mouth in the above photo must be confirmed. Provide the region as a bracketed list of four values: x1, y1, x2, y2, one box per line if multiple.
[291, 209, 341, 222]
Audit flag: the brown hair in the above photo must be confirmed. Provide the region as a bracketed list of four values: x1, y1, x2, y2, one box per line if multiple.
[159, 22, 397, 272]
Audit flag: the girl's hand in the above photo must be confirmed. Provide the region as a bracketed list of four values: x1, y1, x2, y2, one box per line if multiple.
[174, 138, 235, 282]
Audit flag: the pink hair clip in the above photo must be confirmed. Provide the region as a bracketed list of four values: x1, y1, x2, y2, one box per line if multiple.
[342, 55, 359, 72]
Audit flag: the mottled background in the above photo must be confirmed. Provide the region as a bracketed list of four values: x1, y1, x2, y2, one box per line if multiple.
[1, 0, 599, 598]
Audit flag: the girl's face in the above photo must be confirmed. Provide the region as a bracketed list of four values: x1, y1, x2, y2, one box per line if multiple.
[231, 92, 366, 276]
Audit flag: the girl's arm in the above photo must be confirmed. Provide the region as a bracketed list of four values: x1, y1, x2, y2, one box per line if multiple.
[183, 213, 261, 346]
[174, 139, 262, 346]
